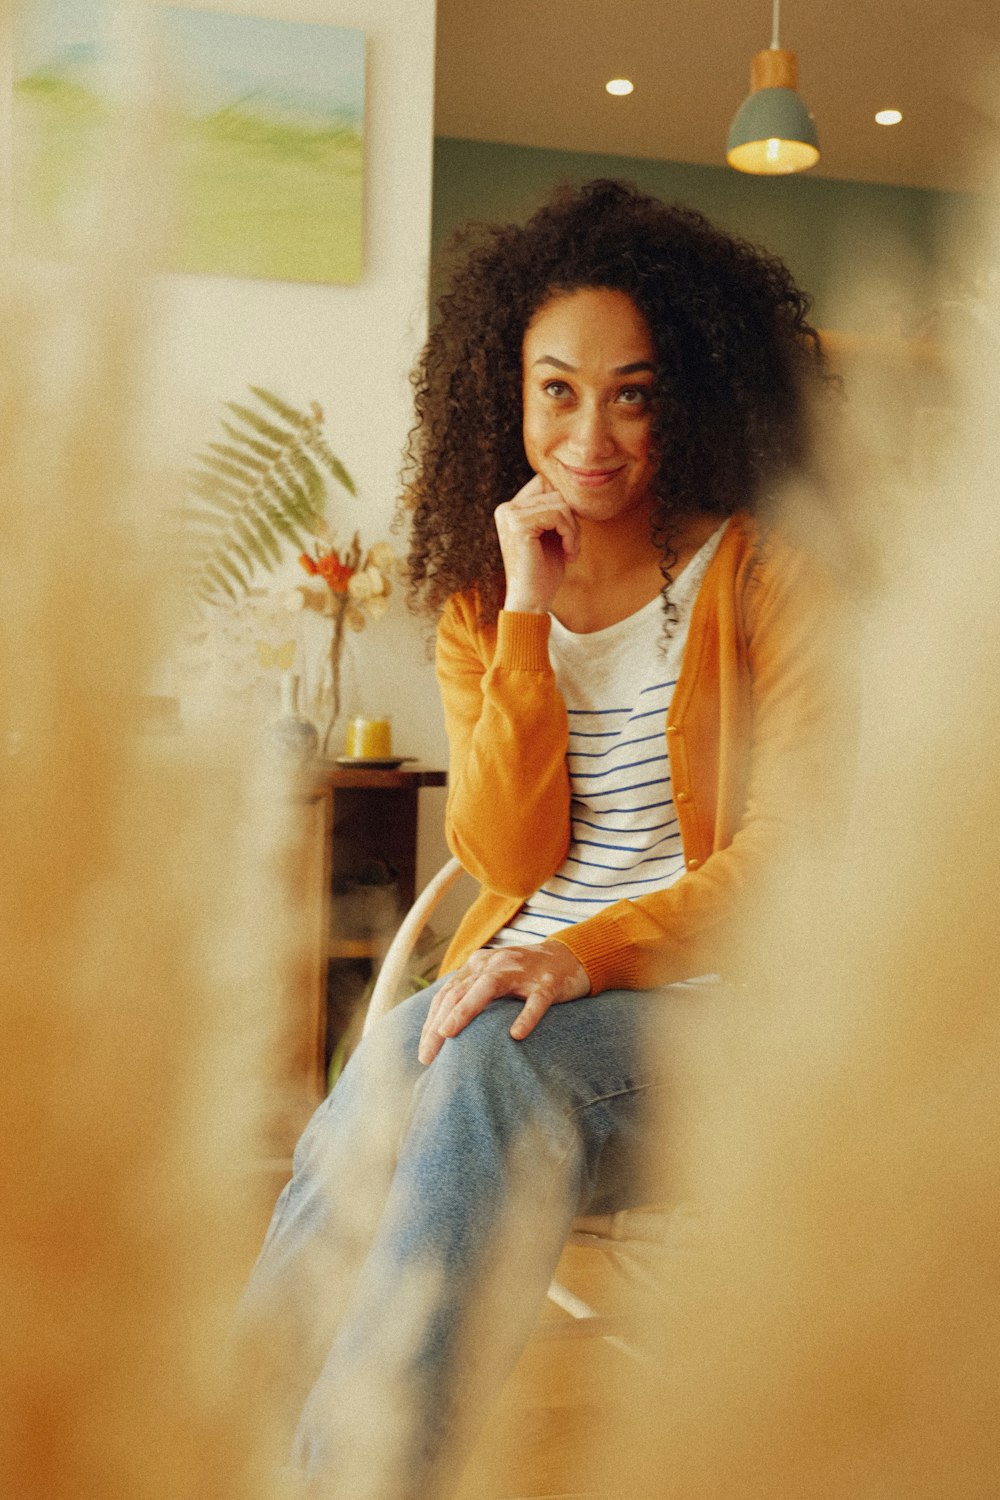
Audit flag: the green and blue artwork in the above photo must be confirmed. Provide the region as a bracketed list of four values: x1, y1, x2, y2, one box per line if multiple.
[14, 1, 365, 285]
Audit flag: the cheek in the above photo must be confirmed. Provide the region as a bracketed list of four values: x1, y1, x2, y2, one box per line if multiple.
[521, 406, 549, 470]
[632, 420, 657, 470]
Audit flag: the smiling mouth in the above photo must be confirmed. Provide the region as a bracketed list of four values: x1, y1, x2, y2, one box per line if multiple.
[561, 463, 625, 487]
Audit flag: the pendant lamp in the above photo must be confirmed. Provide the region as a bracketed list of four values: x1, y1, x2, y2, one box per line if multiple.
[727, 0, 819, 175]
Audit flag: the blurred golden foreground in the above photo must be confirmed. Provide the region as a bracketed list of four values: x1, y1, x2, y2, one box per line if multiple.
[3, 4, 1000, 1497]
[1, 5, 300, 1494]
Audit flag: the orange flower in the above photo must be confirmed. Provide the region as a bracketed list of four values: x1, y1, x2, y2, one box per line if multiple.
[315, 551, 356, 593]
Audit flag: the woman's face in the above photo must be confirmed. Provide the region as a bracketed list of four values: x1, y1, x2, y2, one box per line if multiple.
[521, 286, 658, 525]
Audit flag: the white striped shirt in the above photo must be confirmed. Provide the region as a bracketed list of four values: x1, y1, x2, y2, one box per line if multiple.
[489, 525, 725, 948]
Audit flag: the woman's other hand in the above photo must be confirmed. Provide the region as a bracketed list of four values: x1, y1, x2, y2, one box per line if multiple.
[417, 941, 590, 1065]
[495, 473, 580, 615]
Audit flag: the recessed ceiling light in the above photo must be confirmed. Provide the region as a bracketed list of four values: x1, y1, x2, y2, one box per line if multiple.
[606, 78, 634, 97]
[875, 109, 903, 126]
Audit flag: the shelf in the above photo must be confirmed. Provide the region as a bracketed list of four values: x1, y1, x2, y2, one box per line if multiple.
[329, 937, 379, 961]
[299, 762, 447, 797]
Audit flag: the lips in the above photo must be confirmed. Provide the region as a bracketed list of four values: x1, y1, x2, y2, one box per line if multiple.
[561, 463, 626, 488]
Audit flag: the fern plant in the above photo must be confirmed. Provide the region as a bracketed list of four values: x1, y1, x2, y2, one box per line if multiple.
[180, 386, 355, 609]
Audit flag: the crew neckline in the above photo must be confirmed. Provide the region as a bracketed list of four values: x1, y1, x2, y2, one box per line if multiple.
[548, 520, 728, 643]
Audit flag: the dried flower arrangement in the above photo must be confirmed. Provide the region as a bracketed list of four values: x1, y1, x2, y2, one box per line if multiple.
[290, 534, 395, 738]
[180, 387, 395, 749]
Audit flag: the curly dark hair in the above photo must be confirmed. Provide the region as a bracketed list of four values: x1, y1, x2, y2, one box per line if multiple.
[400, 178, 825, 622]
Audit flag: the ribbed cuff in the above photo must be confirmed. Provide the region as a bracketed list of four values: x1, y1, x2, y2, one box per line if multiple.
[494, 610, 552, 670]
[551, 919, 638, 996]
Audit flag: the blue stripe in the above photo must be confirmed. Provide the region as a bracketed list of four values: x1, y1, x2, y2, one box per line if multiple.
[489, 925, 554, 943]
[569, 729, 619, 739]
[518, 907, 578, 924]
[548, 868, 684, 892]
[572, 814, 678, 835]
[572, 756, 667, 782]
[568, 733, 664, 760]
[563, 846, 680, 870]
[525, 892, 622, 906]
[563, 847, 680, 872]
[573, 802, 674, 824]
[629, 706, 668, 723]
[567, 706, 631, 717]
[573, 837, 670, 854]
[640, 679, 676, 695]
[583, 777, 670, 798]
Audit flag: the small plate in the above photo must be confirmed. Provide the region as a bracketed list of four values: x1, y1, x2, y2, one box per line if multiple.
[334, 755, 416, 770]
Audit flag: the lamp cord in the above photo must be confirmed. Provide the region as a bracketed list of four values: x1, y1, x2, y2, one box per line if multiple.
[771, 0, 781, 50]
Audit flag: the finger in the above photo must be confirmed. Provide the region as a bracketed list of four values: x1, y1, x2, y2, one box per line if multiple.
[418, 952, 494, 1058]
[509, 992, 553, 1041]
[499, 498, 580, 562]
[418, 975, 488, 1063]
[418, 1025, 446, 1066]
[434, 972, 512, 1039]
[419, 979, 461, 1051]
[511, 471, 555, 502]
[418, 983, 454, 1051]
[419, 979, 470, 1061]
[550, 509, 580, 562]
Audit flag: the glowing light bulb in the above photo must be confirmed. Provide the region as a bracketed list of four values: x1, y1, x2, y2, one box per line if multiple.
[875, 109, 903, 126]
[605, 78, 634, 97]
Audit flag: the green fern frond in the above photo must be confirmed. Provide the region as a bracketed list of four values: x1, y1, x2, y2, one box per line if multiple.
[224, 401, 291, 448]
[215, 551, 253, 593]
[181, 387, 357, 610]
[219, 422, 283, 464]
[226, 538, 256, 578]
[198, 453, 260, 488]
[312, 434, 356, 495]
[188, 473, 246, 507]
[265, 506, 308, 550]
[231, 513, 272, 571]
[204, 562, 239, 604]
[286, 447, 326, 502]
[238, 507, 285, 566]
[208, 442, 270, 476]
[272, 460, 323, 528]
[248, 385, 309, 427]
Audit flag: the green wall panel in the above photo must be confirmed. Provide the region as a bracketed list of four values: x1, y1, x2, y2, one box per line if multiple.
[433, 137, 972, 334]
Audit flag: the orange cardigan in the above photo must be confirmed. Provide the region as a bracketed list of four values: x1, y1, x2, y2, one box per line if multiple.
[436, 512, 838, 993]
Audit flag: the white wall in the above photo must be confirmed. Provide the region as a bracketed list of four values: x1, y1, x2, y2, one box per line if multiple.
[145, 0, 451, 885]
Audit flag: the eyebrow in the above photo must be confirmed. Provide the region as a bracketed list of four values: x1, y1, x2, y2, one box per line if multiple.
[532, 356, 655, 376]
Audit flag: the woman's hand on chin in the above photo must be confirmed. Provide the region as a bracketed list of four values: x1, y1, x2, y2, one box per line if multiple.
[495, 473, 580, 615]
[417, 940, 590, 1065]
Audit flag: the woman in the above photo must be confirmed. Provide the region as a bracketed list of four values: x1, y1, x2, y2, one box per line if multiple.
[245, 180, 835, 1500]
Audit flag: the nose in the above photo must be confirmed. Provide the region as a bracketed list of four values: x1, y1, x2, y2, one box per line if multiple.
[565, 399, 616, 464]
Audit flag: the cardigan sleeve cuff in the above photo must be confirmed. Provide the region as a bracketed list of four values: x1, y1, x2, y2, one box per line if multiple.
[493, 610, 552, 671]
[550, 922, 640, 996]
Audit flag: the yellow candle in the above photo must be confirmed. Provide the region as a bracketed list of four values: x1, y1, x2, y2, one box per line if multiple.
[345, 715, 392, 758]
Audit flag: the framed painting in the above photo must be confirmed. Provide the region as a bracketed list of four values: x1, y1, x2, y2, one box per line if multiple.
[13, 2, 366, 284]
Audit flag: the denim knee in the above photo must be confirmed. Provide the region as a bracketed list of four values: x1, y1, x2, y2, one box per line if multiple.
[407, 997, 583, 1171]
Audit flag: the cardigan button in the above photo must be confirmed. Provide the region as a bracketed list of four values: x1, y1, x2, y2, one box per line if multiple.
[676, 790, 690, 802]
[687, 857, 700, 870]
[666, 724, 679, 734]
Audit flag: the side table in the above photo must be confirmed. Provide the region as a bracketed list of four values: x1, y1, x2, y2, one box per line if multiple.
[279, 763, 447, 1151]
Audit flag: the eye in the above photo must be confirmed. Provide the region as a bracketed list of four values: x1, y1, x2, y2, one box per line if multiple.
[542, 379, 572, 399]
[617, 385, 652, 406]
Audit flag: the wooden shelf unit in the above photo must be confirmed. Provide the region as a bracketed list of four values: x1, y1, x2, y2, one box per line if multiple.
[292, 762, 447, 1107]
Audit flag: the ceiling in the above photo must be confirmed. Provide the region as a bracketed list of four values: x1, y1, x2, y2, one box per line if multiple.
[434, 0, 1000, 194]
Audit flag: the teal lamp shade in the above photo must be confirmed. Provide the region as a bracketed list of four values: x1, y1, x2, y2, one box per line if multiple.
[726, 49, 820, 175]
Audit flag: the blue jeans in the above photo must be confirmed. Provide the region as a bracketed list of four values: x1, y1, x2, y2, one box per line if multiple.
[243, 978, 679, 1500]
